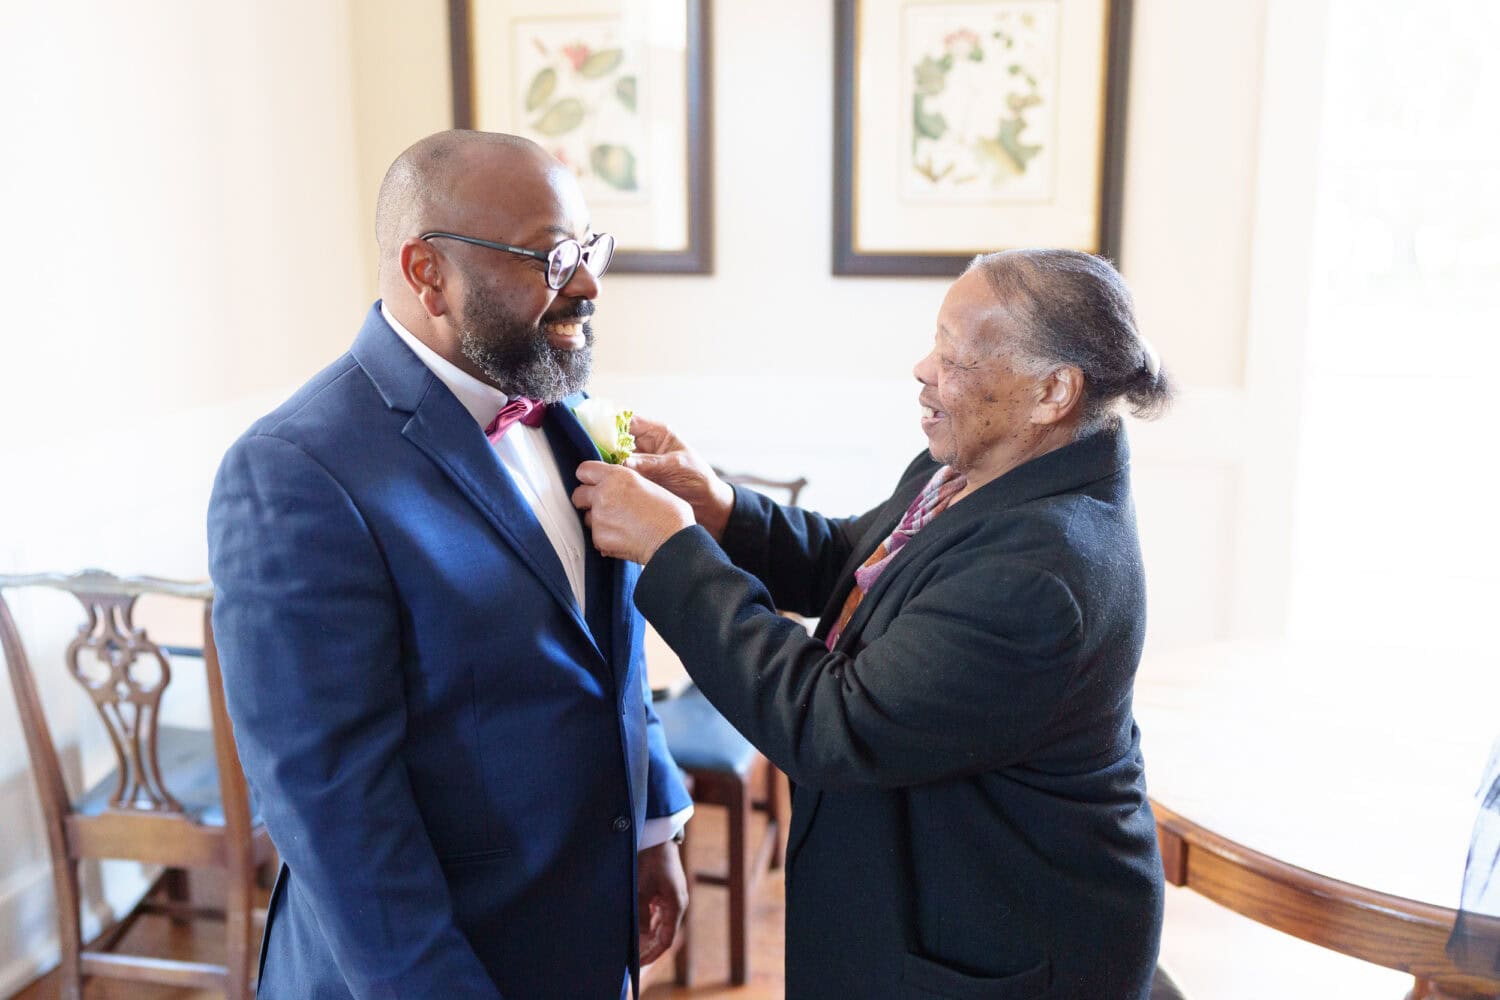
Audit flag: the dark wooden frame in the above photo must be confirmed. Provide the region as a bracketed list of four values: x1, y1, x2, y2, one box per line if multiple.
[447, 0, 714, 274]
[833, 0, 1133, 277]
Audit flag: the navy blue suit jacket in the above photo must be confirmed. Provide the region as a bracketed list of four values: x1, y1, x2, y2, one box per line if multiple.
[207, 304, 690, 998]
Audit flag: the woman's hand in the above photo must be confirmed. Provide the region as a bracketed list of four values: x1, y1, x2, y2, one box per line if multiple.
[572, 461, 695, 564]
[625, 415, 735, 540]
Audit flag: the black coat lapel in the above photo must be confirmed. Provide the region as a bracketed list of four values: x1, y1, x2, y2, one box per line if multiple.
[815, 468, 931, 636]
[831, 427, 1132, 649]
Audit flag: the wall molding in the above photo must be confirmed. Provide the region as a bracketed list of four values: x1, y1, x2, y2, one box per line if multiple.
[0, 853, 148, 997]
[0, 861, 60, 998]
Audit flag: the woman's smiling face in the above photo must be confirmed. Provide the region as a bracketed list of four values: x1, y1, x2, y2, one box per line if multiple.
[912, 268, 1047, 485]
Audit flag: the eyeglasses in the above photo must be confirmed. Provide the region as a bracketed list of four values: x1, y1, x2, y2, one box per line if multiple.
[420, 231, 616, 290]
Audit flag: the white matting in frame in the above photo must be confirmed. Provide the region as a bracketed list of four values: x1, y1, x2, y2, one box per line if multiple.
[852, 0, 1112, 257]
[469, 0, 695, 258]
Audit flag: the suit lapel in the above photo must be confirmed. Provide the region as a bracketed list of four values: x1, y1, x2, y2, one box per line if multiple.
[351, 305, 601, 657]
[403, 395, 600, 647]
[545, 397, 634, 689]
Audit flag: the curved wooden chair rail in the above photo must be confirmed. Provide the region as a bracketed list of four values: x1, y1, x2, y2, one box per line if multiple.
[0, 569, 214, 600]
[1152, 799, 1500, 999]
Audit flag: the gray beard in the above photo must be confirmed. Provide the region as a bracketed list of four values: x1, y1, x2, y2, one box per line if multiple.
[458, 289, 593, 403]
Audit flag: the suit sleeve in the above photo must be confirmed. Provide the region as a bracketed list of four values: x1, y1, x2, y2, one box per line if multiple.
[640, 652, 693, 824]
[208, 434, 502, 999]
[634, 525, 1084, 790]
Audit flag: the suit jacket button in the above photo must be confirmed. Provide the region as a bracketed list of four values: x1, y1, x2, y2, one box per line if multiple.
[612, 815, 631, 833]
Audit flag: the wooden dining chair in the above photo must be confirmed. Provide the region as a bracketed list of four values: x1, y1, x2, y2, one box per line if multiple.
[0, 570, 275, 1000]
[655, 686, 790, 986]
[657, 470, 805, 986]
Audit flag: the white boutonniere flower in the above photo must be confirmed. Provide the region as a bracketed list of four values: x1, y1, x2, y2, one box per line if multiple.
[573, 397, 635, 464]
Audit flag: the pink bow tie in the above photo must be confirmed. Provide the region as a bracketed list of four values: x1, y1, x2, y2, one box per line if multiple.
[485, 397, 546, 441]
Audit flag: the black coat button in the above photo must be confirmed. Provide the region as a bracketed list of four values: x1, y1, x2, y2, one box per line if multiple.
[612, 815, 631, 833]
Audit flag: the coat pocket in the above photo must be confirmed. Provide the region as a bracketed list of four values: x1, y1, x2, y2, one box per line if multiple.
[900, 951, 1051, 1000]
[436, 845, 513, 868]
[257, 863, 289, 984]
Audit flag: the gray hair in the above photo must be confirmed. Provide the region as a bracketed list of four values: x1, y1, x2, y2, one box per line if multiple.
[969, 249, 1174, 434]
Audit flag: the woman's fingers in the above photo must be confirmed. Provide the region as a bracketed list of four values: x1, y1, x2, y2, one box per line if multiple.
[628, 414, 685, 455]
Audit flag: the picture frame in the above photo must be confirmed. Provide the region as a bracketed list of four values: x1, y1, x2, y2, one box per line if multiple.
[833, 0, 1133, 276]
[448, 0, 713, 274]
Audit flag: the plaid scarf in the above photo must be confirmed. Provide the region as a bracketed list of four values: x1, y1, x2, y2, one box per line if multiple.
[824, 464, 967, 650]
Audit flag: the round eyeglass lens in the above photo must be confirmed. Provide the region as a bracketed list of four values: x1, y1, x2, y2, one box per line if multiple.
[547, 241, 583, 289]
[584, 234, 616, 278]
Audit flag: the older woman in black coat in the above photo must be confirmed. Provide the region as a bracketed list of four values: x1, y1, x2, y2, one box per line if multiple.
[575, 249, 1174, 999]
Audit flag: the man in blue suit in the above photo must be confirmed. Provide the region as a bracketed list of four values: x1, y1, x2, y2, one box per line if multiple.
[207, 130, 692, 998]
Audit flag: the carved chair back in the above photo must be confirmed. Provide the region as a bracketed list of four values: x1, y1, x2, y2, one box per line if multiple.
[0, 569, 268, 1000]
[713, 469, 808, 507]
[0, 570, 232, 822]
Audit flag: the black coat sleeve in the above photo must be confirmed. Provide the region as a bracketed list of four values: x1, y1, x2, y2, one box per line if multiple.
[636, 525, 1084, 790]
[716, 452, 937, 618]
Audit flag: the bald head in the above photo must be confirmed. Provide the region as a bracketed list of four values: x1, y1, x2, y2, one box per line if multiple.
[374, 130, 561, 290]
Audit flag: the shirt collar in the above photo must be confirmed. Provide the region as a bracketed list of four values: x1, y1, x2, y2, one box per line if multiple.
[380, 301, 508, 429]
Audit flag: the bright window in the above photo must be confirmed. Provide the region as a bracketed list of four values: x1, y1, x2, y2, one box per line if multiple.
[1287, 0, 1500, 658]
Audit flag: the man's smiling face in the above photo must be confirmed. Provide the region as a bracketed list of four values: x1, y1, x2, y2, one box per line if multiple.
[439, 153, 603, 401]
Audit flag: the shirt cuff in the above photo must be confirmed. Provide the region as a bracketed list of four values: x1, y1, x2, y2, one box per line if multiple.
[638, 804, 694, 850]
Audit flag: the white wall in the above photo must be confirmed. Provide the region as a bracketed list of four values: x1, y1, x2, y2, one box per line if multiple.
[350, 0, 455, 292]
[0, 1, 367, 992]
[0, 0, 1311, 992]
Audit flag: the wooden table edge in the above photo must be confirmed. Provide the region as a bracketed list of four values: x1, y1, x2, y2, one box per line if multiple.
[1151, 798, 1500, 998]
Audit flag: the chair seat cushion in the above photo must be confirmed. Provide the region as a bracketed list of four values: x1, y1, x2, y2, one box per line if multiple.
[74, 724, 258, 827]
[654, 685, 759, 777]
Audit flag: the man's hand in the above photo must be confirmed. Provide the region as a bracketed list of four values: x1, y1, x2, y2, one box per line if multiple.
[572, 462, 695, 564]
[636, 839, 688, 967]
[625, 415, 735, 540]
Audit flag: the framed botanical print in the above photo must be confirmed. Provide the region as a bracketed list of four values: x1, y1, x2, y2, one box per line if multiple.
[448, 0, 713, 273]
[834, 0, 1132, 276]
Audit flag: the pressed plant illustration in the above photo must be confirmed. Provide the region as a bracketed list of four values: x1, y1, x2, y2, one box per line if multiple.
[514, 18, 645, 198]
[903, 3, 1058, 202]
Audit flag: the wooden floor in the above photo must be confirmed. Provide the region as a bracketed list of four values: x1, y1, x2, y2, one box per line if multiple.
[10, 872, 273, 1000]
[11, 806, 782, 1000]
[642, 807, 785, 999]
[10, 803, 1414, 999]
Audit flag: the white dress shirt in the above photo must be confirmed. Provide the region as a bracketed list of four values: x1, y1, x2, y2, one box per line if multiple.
[382, 303, 689, 848]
